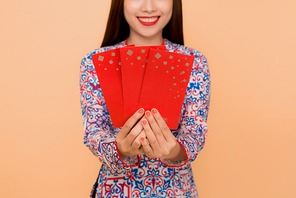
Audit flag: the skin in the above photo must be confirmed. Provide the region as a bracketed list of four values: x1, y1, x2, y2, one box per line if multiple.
[123, 0, 173, 46]
[116, 108, 146, 159]
[115, 0, 186, 162]
[140, 109, 186, 161]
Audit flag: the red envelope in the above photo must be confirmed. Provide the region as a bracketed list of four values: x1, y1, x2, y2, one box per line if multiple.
[138, 49, 194, 129]
[91, 48, 124, 128]
[120, 46, 166, 122]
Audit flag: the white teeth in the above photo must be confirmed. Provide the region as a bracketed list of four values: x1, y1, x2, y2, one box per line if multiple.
[138, 17, 159, 23]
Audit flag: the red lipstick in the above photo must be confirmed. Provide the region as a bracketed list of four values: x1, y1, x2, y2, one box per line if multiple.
[137, 16, 160, 26]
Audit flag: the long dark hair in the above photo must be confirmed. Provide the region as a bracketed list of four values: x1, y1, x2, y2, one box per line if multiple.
[101, 0, 184, 47]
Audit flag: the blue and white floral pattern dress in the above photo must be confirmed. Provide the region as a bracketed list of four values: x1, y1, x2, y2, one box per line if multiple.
[79, 39, 211, 198]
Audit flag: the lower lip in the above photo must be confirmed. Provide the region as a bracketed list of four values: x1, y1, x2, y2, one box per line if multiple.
[137, 17, 160, 26]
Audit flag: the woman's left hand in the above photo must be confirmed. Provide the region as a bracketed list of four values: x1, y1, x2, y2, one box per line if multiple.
[140, 108, 186, 161]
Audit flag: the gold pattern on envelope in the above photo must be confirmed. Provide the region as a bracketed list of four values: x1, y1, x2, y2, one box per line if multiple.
[163, 61, 167, 65]
[169, 55, 173, 59]
[109, 60, 113, 64]
[171, 66, 174, 70]
[155, 53, 161, 59]
[98, 56, 104, 61]
[185, 62, 189, 66]
[141, 49, 145, 53]
[127, 50, 133, 56]
[111, 53, 115, 56]
[137, 56, 141, 60]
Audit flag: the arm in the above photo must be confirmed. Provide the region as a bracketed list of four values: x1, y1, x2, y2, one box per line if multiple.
[80, 55, 141, 173]
[139, 52, 210, 167]
[139, 52, 211, 167]
[160, 52, 211, 167]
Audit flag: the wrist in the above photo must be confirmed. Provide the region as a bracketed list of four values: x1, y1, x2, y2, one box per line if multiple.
[164, 141, 186, 162]
[118, 150, 128, 159]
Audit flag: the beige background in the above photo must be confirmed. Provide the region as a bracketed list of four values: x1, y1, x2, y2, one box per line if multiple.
[1, 0, 295, 197]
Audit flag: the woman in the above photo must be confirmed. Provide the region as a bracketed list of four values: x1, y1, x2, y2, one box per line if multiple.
[79, 0, 211, 197]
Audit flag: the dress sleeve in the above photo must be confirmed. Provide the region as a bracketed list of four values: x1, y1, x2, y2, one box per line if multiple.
[160, 52, 211, 167]
[79, 55, 140, 173]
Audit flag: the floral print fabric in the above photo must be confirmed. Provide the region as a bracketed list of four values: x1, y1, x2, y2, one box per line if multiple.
[79, 39, 211, 198]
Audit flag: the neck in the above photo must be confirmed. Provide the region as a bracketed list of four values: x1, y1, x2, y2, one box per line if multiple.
[127, 34, 164, 46]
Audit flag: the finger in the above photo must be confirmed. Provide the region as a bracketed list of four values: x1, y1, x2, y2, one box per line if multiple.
[140, 133, 153, 157]
[151, 108, 172, 140]
[145, 110, 166, 144]
[116, 117, 144, 157]
[142, 119, 160, 152]
[117, 108, 144, 140]
[131, 130, 145, 151]
[138, 146, 145, 155]
[124, 116, 145, 147]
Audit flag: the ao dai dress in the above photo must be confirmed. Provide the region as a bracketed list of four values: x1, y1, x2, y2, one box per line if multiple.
[79, 39, 211, 198]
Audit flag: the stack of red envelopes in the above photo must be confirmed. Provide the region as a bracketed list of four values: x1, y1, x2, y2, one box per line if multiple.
[91, 45, 194, 129]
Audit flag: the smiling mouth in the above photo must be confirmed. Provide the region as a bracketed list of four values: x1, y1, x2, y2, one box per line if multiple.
[137, 16, 160, 23]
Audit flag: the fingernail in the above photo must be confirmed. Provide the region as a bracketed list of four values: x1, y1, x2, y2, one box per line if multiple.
[152, 109, 157, 114]
[146, 111, 151, 117]
[142, 120, 147, 125]
[138, 108, 144, 114]
[140, 137, 145, 141]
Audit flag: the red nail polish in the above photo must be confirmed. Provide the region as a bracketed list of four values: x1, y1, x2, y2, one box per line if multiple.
[138, 108, 144, 114]
[146, 111, 151, 116]
[142, 120, 147, 125]
[140, 137, 145, 141]
[152, 109, 157, 114]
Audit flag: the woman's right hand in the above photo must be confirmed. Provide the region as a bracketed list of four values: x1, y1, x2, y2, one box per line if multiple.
[115, 108, 145, 159]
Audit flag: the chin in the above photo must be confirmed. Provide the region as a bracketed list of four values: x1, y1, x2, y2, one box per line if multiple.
[139, 30, 162, 39]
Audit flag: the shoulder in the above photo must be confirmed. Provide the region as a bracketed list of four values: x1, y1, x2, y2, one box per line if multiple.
[164, 39, 210, 74]
[80, 40, 127, 65]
